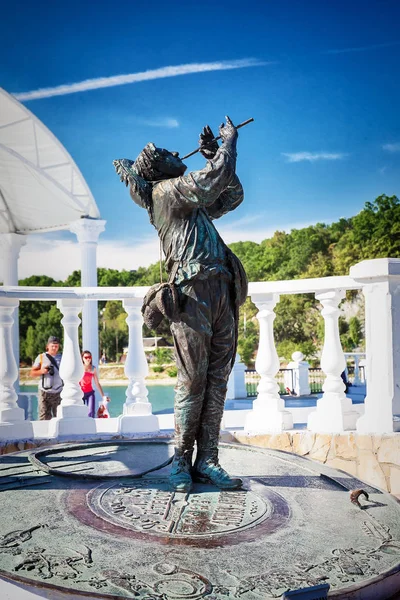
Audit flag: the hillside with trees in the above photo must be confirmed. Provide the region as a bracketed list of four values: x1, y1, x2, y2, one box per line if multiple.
[17, 195, 400, 366]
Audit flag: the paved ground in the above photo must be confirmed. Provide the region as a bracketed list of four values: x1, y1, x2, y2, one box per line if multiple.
[0, 440, 399, 599]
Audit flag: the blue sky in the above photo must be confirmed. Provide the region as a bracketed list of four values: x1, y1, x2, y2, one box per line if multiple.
[2, 0, 400, 279]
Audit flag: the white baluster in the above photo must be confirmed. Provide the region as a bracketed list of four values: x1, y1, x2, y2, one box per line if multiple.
[245, 293, 293, 433]
[48, 299, 96, 437]
[351, 258, 400, 433]
[119, 298, 159, 434]
[308, 290, 358, 432]
[0, 298, 32, 439]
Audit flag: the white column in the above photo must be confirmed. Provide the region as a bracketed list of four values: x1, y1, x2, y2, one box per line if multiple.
[48, 299, 96, 437]
[286, 351, 311, 396]
[0, 233, 27, 392]
[226, 354, 247, 400]
[70, 218, 106, 368]
[350, 258, 400, 433]
[308, 290, 358, 432]
[118, 298, 159, 434]
[245, 293, 293, 433]
[0, 298, 33, 440]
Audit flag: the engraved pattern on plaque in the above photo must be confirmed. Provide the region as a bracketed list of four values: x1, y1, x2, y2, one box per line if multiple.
[88, 480, 269, 537]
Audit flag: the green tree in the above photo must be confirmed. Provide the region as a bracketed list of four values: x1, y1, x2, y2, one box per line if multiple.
[100, 301, 128, 360]
[24, 326, 37, 364]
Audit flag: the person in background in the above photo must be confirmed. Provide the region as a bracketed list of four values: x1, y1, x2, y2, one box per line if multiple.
[30, 336, 63, 420]
[79, 351, 109, 418]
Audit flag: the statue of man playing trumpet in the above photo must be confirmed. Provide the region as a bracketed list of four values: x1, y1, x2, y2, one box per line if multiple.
[114, 116, 248, 492]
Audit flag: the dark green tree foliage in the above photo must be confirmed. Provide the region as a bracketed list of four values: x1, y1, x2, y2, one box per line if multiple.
[18, 195, 399, 365]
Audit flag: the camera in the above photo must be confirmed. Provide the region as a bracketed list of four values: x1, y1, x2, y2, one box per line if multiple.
[47, 365, 55, 376]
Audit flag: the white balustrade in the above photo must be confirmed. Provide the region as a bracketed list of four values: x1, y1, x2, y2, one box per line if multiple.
[0, 258, 399, 442]
[119, 298, 159, 434]
[350, 258, 400, 433]
[308, 290, 358, 432]
[48, 299, 96, 437]
[0, 298, 33, 439]
[245, 293, 293, 433]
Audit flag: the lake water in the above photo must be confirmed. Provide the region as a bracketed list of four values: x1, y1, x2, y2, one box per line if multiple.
[20, 384, 176, 420]
[19, 384, 365, 421]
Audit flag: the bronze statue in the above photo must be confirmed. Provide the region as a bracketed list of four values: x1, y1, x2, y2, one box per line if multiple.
[114, 116, 248, 492]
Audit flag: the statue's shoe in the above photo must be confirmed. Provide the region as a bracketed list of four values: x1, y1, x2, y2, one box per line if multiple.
[169, 453, 192, 493]
[192, 456, 242, 489]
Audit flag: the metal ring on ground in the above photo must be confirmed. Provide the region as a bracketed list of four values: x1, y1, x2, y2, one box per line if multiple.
[28, 440, 173, 480]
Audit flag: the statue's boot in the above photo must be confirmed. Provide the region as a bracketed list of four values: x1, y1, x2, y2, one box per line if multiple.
[192, 450, 242, 489]
[169, 449, 193, 493]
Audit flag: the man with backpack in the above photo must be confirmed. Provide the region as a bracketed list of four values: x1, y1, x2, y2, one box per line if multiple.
[30, 336, 63, 420]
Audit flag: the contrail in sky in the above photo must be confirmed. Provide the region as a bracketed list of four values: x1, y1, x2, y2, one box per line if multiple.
[14, 59, 270, 101]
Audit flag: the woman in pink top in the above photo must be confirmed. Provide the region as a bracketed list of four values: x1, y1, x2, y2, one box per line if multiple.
[79, 351, 109, 417]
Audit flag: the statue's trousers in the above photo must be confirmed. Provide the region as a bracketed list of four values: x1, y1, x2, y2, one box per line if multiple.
[171, 274, 236, 454]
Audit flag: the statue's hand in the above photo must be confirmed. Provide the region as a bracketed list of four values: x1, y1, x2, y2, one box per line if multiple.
[219, 115, 238, 144]
[113, 159, 135, 187]
[199, 125, 219, 159]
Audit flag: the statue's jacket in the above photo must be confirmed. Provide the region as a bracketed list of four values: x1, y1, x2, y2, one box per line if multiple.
[151, 144, 248, 315]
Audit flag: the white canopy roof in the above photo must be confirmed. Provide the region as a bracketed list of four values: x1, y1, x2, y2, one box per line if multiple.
[0, 88, 100, 234]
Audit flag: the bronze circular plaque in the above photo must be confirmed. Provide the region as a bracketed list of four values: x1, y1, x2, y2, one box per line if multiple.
[87, 478, 270, 538]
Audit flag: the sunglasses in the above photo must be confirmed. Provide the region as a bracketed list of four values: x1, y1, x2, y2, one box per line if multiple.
[83, 355, 92, 359]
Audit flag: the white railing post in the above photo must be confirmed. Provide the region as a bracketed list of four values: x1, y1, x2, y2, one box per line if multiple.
[308, 290, 358, 432]
[245, 293, 293, 432]
[286, 351, 311, 396]
[48, 299, 96, 437]
[352, 354, 361, 386]
[0, 298, 33, 439]
[119, 298, 159, 434]
[350, 258, 400, 433]
[226, 354, 247, 400]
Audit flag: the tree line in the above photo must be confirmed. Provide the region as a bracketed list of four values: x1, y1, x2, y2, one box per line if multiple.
[17, 195, 400, 366]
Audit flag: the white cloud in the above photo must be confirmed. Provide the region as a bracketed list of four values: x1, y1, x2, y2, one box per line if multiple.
[12, 235, 161, 281]
[282, 152, 347, 163]
[7, 217, 315, 281]
[382, 143, 400, 153]
[13, 59, 270, 101]
[139, 117, 179, 128]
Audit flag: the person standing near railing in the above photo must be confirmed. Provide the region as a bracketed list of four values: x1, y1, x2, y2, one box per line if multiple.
[79, 350, 110, 418]
[30, 336, 63, 420]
